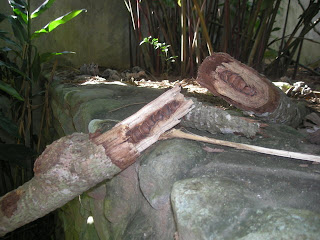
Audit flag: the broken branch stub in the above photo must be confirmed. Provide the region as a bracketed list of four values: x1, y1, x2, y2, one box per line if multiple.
[196, 53, 307, 127]
[0, 86, 193, 237]
[90, 85, 194, 169]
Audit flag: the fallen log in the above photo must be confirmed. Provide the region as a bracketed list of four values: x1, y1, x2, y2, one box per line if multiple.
[0, 86, 193, 237]
[196, 52, 308, 127]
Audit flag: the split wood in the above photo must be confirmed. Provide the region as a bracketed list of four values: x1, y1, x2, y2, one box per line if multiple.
[163, 129, 320, 163]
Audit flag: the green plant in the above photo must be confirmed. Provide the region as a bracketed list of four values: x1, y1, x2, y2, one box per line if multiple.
[0, 0, 86, 197]
[0, 0, 86, 148]
[0, 1, 85, 237]
[125, 0, 294, 76]
[140, 36, 177, 75]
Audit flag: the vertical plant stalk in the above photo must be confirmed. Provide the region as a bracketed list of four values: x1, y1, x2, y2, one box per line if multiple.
[181, 0, 187, 76]
[154, 7, 179, 71]
[292, 39, 303, 79]
[27, 0, 33, 149]
[37, 60, 57, 152]
[279, 0, 291, 54]
[248, 1, 274, 66]
[257, 0, 281, 70]
[222, 0, 230, 53]
[242, 0, 263, 61]
[284, 16, 320, 72]
[192, 0, 213, 55]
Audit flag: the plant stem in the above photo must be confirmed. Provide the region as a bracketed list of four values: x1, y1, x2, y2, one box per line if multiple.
[181, 0, 187, 76]
[242, 0, 263, 62]
[192, 0, 213, 55]
[27, 0, 33, 149]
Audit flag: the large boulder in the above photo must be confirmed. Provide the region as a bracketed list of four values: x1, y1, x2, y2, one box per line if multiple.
[50, 76, 320, 239]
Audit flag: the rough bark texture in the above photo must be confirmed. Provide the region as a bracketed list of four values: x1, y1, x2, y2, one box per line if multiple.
[181, 98, 262, 138]
[0, 133, 120, 237]
[0, 86, 193, 237]
[197, 53, 307, 127]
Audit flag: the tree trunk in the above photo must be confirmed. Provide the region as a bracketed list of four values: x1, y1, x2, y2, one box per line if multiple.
[196, 52, 307, 127]
[0, 86, 193, 237]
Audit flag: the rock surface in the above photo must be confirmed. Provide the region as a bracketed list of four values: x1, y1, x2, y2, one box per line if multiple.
[50, 75, 320, 240]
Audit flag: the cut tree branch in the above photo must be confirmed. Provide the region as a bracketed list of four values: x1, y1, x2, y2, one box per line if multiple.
[181, 98, 264, 138]
[197, 52, 307, 127]
[0, 86, 193, 237]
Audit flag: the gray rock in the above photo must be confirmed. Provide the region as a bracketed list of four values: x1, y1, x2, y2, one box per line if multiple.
[51, 98, 75, 135]
[104, 163, 144, 239]
[234, 208, 320, 240]
[139, 139, 205, 210]
[50, 76, 320, 240]
[73, 98, 124, 132]
[171, 177, 320, 240]
[171, 177, 253, 240]
[101, 69, 121, 81]
[79, 63, 100, 76]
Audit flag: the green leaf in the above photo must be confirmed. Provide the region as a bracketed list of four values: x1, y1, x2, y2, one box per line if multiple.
[0, 31, 22, 50]
[0, 30, 8, 35]
[264, 49, 278, 59]
[272, 27, 281, 32]
[8, 0, 28, 23]
[40, 51, 75, 63]
[32, 50, 41, 82]
[162, 0, 176, 8]
[0, 60, 30, 82]
[7, 15, 27, 45]
[0, 47, 22, 59]
[8, 0, 27, 13]
[140, 36, 151, 45]
[13, 8, 28, 24]
[0, 80, 24, 101]
[31, 9, 87, 39]
[1, 47, 12, 52]
[31, 0, 56, 19]
[0, 112, 19, 138]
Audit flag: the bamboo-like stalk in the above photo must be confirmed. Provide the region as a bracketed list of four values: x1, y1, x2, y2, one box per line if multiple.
[266, 1, 320, 77]
[181, 0, 187, 76]
[242, 0, 263, 61]
[292, 38, 303, 79]
[192, 0, 213, 55]
[257, 0, 281, 70]
[163, 129, 320, 163]
[248, 1, 274, 66]
[210, 0, 220, 50]
[222, 0, 230, 53]
[159, 2, 180, 71]
[278, 0, 291, 56]
[37, 60, 57, 152]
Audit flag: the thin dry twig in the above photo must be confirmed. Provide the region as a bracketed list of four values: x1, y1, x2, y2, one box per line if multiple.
[162, 129, 320, 163]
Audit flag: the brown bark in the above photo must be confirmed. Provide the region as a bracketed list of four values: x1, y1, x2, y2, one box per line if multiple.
[181, 98, 263, 138]
[0, 86, 193, 237]
[197, 52, 307, 127]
